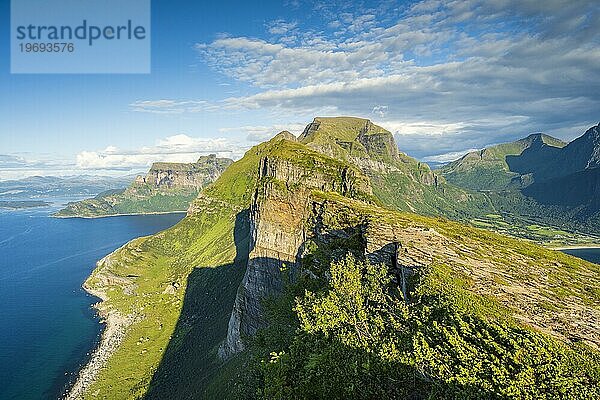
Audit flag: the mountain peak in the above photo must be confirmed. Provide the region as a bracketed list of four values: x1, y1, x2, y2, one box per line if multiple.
[271, 130, 297, 142]
[520, 133, 566, 149]
[564, 123, 600, 170]
[585, 124, 600, 139]
[297, 116, 399, 162]
[299, 116, 389, 141]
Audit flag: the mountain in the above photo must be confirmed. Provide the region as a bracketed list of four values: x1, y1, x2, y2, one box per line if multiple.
[0, 175, 135, 201]
[297, 117, 493, 219]
[441, 133, 566, 191]
[55, 154, 232, 217]
[507, 125, 600, 182]
[441, 123, 600, 234]
[68, 118, 600, 399]
[0, 200, 50, 209]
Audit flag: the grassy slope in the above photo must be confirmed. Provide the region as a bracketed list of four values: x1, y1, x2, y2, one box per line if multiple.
[81, 143, 264, 398]
[441, 135, 566, 191]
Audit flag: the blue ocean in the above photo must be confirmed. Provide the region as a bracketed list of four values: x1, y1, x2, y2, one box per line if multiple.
[0, 206, 184, 400]
[561, 247, 600, 265]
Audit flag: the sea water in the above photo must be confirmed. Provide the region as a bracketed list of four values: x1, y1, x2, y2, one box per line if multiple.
[560, 247, 600, 265]
[0, 207, 184, 400]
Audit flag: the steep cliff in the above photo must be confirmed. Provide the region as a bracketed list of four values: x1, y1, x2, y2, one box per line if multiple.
[55, 154, 232, 217]
[71, 118, 600, 399]
[219, 134, 373, 357]
[134, 154, 230, 190]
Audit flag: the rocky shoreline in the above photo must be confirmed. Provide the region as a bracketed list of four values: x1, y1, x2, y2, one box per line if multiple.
[63, 284, 135, 400]
[53, 210, 187, 219]
[549, 244, 600, 250]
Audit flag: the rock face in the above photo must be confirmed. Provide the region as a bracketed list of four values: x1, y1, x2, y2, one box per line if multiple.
[556, 124, 600, 173]
[219, 142, 373, 358]
[133, 154, 232, 191]
[55, 154, 232, 217]
[356, 119, 400, 160]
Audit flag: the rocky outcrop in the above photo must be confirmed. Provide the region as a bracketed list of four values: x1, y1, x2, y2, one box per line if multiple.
[133, 154, 232, 191]
[56, 155, 232, 217]
[299, 120, 321, 141]
[306, 195, 600, 349]
[356, 120, 399, 161]
[219, 150, 373, 358]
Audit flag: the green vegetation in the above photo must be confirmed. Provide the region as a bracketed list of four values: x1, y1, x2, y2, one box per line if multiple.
[439, 127, 600, 238]
[259, 256, 600, 399]
[370, 169, 494, 220]
[79, 135, 285, 398]
[56, 187, 198, 217]
[74, 118, 600, 400]
[83, 201, 243, 399]
[441, 134, 566, 191]
[469, 213, 600, 247]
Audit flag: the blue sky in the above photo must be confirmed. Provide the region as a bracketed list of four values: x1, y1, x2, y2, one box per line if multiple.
[0, 0, 598, 179]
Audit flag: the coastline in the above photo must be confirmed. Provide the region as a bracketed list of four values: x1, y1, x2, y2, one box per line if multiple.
[63, 259, 135, 400]
[548, 244, 600, 251]
[53, 210, 187, 219]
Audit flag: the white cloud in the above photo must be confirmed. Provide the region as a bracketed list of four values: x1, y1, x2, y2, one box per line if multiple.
[267, 20, 298, 35]
[0, 133, 251, 181]
[133, 0, 599, 158]
[386, 120, 469, 136]
[219, 123, 306, 142]
[129, 100, 209, 114]
[0, 153, 91, 181]
[372, 105, 388, 118]
[422, 148, 480, 163]
[76, 134, 247, 170]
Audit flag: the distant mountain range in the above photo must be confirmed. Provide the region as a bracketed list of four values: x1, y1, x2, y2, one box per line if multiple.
[441, 123, 600, 232]
[55, 155, 232, 217]
[0, 175, 135, 201]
